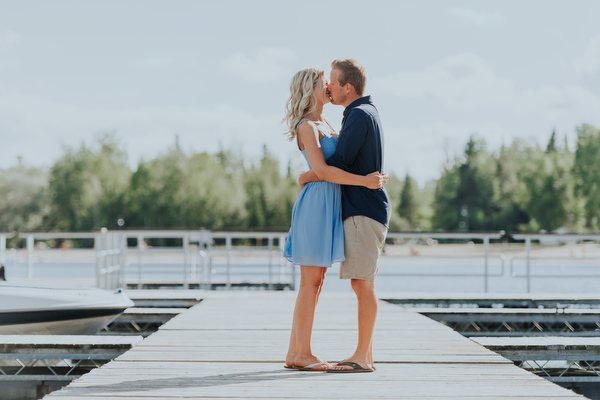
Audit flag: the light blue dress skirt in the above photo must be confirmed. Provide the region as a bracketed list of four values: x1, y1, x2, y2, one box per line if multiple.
[283, 133, 345, 267]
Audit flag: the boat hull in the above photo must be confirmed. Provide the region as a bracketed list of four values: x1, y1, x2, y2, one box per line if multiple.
[0, 314, 125, 335]
[0, 283, 134, 334]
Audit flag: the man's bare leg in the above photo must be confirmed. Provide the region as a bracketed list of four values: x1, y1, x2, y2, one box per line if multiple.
[331, 278, 377, 370]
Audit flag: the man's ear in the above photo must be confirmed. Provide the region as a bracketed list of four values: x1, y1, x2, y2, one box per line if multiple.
[345, 83, 356, 95]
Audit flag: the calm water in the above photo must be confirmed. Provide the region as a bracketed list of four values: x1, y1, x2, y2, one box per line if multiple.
[4, 253, 600, 295]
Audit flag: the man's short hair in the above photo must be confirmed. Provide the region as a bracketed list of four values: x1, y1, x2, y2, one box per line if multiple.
[331, 59, 366, 96]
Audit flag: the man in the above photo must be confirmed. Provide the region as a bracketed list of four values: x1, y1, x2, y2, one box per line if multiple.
[299, 59, 391, 373]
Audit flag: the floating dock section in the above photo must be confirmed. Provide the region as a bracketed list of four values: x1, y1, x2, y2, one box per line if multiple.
[44, 292, 583, 399]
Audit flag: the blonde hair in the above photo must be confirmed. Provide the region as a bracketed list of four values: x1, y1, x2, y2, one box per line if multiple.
[283, 67, 324, 141]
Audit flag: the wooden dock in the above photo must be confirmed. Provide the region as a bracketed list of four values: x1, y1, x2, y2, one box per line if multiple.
[44, 292, 584, 399]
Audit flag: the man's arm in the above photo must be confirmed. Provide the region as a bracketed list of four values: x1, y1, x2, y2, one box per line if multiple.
[298, 110, 367, 188]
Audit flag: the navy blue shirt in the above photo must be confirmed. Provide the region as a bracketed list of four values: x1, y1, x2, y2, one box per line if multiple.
[326, 96, 392, 227]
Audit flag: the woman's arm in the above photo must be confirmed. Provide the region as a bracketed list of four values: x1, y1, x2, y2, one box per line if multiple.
[298, 122, 385, 189]
[299, 169, 387, 189]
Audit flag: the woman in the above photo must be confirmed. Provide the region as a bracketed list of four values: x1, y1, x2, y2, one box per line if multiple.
[282, 67, 386, 371]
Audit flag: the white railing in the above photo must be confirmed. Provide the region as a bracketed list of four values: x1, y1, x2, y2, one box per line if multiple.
[210, 232, 289, 290]
[0, 231, 121, 289]
[122, 230, 211, 290]
[0, 230, 290, 290]
[0, 233, 5, 265]
[386, 233, 503, 292]
[1, 231, 599, 293]
[511, 234, 600, 293]
[95, 228, 126, 290]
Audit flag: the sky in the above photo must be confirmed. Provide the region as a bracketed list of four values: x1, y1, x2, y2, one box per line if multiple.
[1, 0, 599, 186]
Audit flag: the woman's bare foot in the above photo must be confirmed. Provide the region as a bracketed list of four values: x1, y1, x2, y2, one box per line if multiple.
[291, 354, 329, 370]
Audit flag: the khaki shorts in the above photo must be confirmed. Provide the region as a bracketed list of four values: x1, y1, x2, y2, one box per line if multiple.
[340, 216, 388, 281]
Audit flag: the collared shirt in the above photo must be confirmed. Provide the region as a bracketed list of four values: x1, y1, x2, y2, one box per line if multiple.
[326, 95, 392, 227]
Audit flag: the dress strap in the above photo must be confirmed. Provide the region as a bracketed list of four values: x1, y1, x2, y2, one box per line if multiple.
[296, 118, 312, 132]
[323, 118, 337, 135]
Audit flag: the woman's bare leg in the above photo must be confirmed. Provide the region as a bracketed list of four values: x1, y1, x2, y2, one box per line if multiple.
[285, 265, 327, 368]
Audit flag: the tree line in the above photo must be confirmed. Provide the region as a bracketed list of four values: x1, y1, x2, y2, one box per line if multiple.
[1, 124, 599, 237]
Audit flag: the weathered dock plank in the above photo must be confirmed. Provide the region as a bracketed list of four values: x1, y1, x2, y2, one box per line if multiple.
[44, 292, 583, 399]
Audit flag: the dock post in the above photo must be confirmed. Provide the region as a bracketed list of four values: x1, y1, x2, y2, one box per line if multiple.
[183, 232, 189, 290]
[525, 236, 531, 293]
[137, 234, 144, 289]
[278, 234, 287, 287]
[0, 234, 5, 265]
[226, 234, 231, 289]
[119, 231, 127, 289]
[268, 235, 273, 290]
[96, 228, 107, 289]
[484, 235, 489, 293]
[26, 234, 34, 279]
[112, 232, 120, 289]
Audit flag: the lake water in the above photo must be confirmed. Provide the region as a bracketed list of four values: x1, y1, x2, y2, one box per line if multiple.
[3, 242, 600, 295]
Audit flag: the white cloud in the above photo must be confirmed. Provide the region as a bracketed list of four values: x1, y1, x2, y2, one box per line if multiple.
[448, 8, 504, 26]
[0, 30, 20, 47]
[573, 34, 600, 76]
[372, 53, 516, 110]
[515, 84, 568, 116]
[514, 83, 600, 120]
[0, 91, 284, 170]
[564, 84, 600, 116]
[131, 57, 173, 68]
[222, 47, 296, 84]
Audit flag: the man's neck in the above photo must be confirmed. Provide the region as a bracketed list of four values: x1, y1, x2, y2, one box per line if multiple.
[342, 93, 362, 109]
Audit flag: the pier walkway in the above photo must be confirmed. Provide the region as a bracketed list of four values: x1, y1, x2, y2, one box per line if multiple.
[45, 292, 583, 399]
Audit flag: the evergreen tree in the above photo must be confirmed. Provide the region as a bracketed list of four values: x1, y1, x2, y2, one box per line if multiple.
[546, 130, 557, 153]
[491, 141, 530, 231]
[432, 160, 461, 231]
[4, 124, 600, 234]
[572, 124, 600, 229]
[398, 173, 420, 229]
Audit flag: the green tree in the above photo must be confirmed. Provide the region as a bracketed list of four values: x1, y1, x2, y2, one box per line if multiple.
[433, 136, 496, 231]
[47, 134, 130, 231]
[546, 130, 557, 153]
[181, 151, 247, 229]
[243, 146, 299, 229]
[524, 133, 574, 232]
[572, 124, 600, 230]
[125, 147, 185, 228]
[383, 173, 406, 231]
[398, 173, 420, 229]
[0, 165, 49, 232]
[456, 137, 496, 231]
[432, 159, 461, 231]
[490, 141, 530, 232]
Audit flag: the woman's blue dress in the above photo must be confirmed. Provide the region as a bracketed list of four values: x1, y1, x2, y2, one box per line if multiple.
[283, 122, 345, 267]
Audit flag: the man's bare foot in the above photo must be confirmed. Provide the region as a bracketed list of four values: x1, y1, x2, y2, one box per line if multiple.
[326, 361, 374, 373]
[330, 357, 372, 371]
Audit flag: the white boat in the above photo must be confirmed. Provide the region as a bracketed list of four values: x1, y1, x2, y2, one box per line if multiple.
[0, 282, 134, 334]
